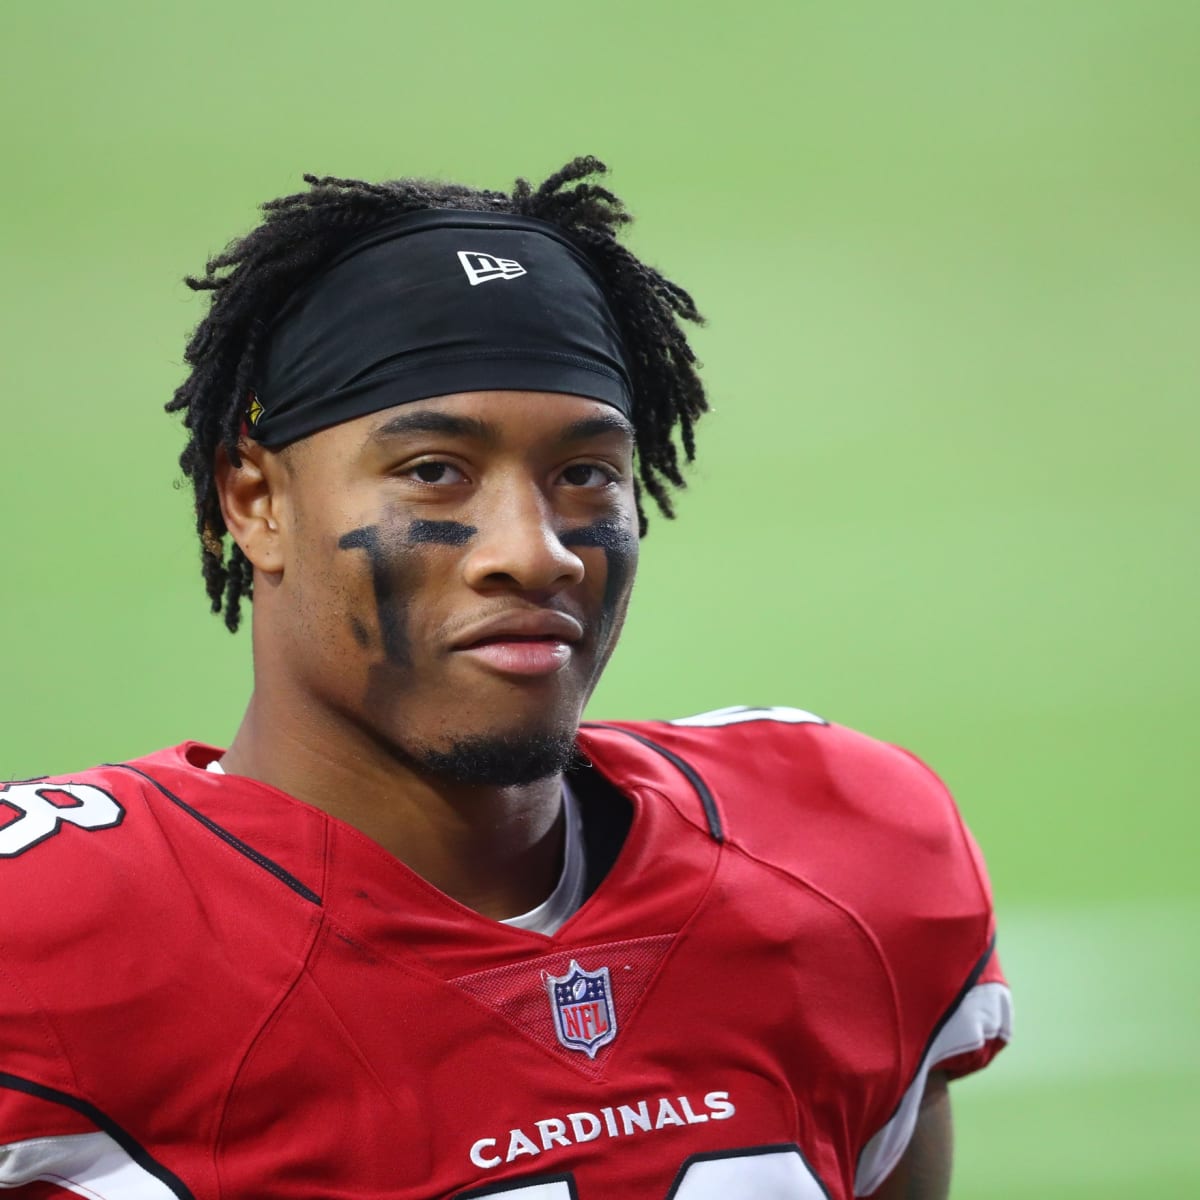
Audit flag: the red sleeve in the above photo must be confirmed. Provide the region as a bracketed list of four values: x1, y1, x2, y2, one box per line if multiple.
[929, 941, 1010, 1082]
[0, 964, 191, 1198]
[841, 745, 1012, 1194]
[625, 713, 1013, 1196]
[0, 768, 204, 1199]
[0, 957, 85, 1124]
[0, 1069, 98, 1143]
[0, 1083, 103, 1195]
[0, 963, 107, 1195]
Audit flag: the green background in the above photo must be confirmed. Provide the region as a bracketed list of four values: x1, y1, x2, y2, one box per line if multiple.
[2, 2, 1196, 1194]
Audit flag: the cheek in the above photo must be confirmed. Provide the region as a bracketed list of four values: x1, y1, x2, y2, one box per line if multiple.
[284, 490, 371, 628]
[277, 538, 384, 690]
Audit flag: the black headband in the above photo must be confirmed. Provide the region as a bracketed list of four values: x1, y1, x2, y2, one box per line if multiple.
[248, 209, 633, 446]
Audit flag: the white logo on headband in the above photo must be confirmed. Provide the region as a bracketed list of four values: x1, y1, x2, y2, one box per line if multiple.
[457, 250, 527, 287]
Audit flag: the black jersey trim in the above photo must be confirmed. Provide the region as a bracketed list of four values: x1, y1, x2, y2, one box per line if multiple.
[583, 725, 723, 842]
[924, 933, 997, 1067]
[0, 1072, 195, 1199]
[111, 764, 322, 905]
[853, 934, 1001, 1194]
[886, 933, 997, 1124]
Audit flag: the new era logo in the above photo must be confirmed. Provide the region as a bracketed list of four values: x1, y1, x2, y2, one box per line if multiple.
[457, 250, 527, 286]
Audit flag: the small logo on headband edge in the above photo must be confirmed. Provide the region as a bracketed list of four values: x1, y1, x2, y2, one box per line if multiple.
[457, 250, 527, 287]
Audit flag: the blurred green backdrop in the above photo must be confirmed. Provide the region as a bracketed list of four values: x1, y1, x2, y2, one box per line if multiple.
[1, 2, 1196, 1195]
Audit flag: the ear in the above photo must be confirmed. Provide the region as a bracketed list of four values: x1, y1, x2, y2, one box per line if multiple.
[214, 439, 287, 575]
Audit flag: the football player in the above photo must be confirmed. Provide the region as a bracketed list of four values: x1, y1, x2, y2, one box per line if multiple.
[0, 158, 1010, 1199]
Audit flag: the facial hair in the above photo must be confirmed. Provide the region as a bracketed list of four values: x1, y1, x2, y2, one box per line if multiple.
[407, 726, 583, 787]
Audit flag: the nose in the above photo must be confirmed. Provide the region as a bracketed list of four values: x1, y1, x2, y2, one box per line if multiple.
[460, 482, 585, 597]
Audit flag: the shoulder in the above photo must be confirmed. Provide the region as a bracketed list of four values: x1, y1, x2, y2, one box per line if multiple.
[1, 760, 154, 866]
[0, 750, 201, 960]
[0, 744, 319, 968]
[586, 707, 1011, 1188]
[583, 706, 1008, 1044]
[0, 745, 222, 871]
[0, 748, 320, 1153]
[584, 706, 980, 889]
[0, 751, 197, 1092]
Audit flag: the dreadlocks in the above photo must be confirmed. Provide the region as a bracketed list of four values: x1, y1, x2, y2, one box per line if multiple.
[167, 156, 707, 632]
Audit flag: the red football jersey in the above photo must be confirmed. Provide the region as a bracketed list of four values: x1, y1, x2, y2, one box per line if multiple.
[0, 707, 1010, 1199]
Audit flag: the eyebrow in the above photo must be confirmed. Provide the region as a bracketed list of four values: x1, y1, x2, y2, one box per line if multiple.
[560, 412, 635, 443]
[369, 407, 635, 446]
[370, 410, 496, 444]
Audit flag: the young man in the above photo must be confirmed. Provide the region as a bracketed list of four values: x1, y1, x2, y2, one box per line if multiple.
[0, 158, 1010, 1199]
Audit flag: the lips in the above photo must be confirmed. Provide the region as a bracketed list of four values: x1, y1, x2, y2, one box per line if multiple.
[451, 610, 584, 651]
[450, 610, 584, 678]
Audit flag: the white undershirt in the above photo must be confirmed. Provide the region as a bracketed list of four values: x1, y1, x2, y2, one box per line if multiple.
[500, 782, 586, 936]
[205, 759, 585, 935]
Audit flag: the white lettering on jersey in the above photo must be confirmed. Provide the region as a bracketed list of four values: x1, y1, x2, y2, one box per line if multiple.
[567, 1111, 601, 1142]
[468, 1089, 735, 1170]
[668, 706, 826, 728]
[506, 1128, 540, 1161]
[0, 783, 124, 857]
[703, 1090, 736, 1120]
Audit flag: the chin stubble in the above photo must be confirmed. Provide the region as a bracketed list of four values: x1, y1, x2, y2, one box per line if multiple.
[408, 727, 584, 788]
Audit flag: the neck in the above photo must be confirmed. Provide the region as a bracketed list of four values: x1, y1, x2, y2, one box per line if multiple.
[219, 691, 567, 921]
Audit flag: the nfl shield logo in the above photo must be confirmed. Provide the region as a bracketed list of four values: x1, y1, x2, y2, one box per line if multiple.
[545, 960, 618, 1058]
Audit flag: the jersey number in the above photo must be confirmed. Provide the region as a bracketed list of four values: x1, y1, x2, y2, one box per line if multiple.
[457, 1144, 828, 1199]
[0, 784, 124, 857]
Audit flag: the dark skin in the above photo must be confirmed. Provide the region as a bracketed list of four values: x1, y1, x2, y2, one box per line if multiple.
[872, 1072, 952, 1200]
[215, 391, 638, 921]
[215, 389, 951, 1196]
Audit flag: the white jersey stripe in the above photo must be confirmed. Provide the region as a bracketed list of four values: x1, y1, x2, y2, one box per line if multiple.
[0, 1130, 180, 1198]
[854, 980, 1013, 1196]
